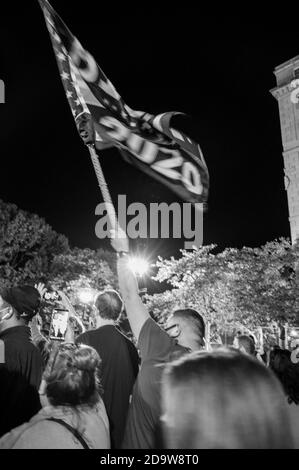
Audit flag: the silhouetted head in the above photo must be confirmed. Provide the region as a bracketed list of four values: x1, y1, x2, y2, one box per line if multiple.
[0, 285, 41, 331]
[236, 335, 255, 356]
[93, 290, 124, 324]
[165, 308, 205, 351]
[162, 348, 293, 449]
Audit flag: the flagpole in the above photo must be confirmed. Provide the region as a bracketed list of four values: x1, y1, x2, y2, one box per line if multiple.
[87, 144, 118, 231]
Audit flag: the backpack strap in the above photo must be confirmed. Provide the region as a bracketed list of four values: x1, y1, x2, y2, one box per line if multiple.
[46, 418, 90, 449]
[0, 339, 4, 364]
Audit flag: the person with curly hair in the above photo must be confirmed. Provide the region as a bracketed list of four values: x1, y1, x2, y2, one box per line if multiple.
[0, 343, 110, 449]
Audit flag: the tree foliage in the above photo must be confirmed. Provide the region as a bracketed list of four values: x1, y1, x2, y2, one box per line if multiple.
[0, 200, 69, 288]
[145, 239, 299, 335]
[48, 248, 117, 316]
[0, 199, 117, 298]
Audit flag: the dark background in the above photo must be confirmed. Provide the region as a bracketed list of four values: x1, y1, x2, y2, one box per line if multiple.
[0, 4, 297, 263]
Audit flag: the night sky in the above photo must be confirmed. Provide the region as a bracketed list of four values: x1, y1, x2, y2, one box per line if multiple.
[0, 5, 298, 262]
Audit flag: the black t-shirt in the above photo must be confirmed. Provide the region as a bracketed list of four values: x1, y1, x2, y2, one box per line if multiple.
[122, 318, 189, 450]
[0, 326, 43, 437]
[76, 325, 139, 449]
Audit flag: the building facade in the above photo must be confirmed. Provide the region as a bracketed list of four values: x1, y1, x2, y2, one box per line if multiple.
[271, 56, 299, 244]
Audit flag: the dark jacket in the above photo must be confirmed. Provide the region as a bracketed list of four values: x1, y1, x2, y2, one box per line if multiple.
[0, 326, 43, 437]
[77, 325, 139, 449]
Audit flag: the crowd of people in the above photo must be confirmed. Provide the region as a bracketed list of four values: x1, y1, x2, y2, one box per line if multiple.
[0, 229, 299, 449]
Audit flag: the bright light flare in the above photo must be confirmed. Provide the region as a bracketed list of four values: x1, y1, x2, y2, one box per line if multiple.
[290, 329, 299, 338]
[77, 288, 96, 304]
[127, 257, 150, 277]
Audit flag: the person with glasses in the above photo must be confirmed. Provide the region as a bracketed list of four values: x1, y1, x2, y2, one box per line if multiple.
[0, 343, 110, 449]
[110, 228, 205, 449]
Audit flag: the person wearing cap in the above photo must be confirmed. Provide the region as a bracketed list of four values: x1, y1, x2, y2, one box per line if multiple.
[0, 285, 44, 437]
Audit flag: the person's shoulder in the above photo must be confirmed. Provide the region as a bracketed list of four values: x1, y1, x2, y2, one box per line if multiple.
[115, 328, 139, 355]
[139, 317, 167, 344]
[138, 317, 178, 363]
[76, 331, 87, 343]
[12, 420, 74, 449]
[22, 336, 43, 357]
[97, 325, 130, 343]
[114, 327, 134, 343]
[76, 330, 94, 345]
[139, 316, 158, 333]
[7, 335, 41, 357]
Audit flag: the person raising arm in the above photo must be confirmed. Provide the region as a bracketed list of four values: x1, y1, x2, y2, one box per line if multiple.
[110, 228, 149, 342]
[110, 227, 205, 449]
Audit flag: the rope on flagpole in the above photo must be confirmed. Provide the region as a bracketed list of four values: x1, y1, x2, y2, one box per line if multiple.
[87, 144, 118, 230]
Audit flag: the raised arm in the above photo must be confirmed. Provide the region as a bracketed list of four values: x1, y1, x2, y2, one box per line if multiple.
[58, 290, 86, 334]
[56, 290, 86, 343]
[110, 228, 150, 341]
[29, 314, 48, 347]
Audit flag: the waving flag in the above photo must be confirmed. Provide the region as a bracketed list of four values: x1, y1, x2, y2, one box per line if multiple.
[39, 0, 209, 204]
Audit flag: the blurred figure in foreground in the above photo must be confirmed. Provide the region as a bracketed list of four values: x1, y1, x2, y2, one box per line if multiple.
[0, 343, 110, 449]
[161, 349, 294, 449]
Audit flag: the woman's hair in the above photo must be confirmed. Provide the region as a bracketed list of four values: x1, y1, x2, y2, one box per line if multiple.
[269, 348, 299, 405]
[162, 348, 293, 449]
[44, 343, 103, 408]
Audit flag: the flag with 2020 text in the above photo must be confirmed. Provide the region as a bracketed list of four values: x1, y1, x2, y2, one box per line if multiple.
[39, 0, 209, 204]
